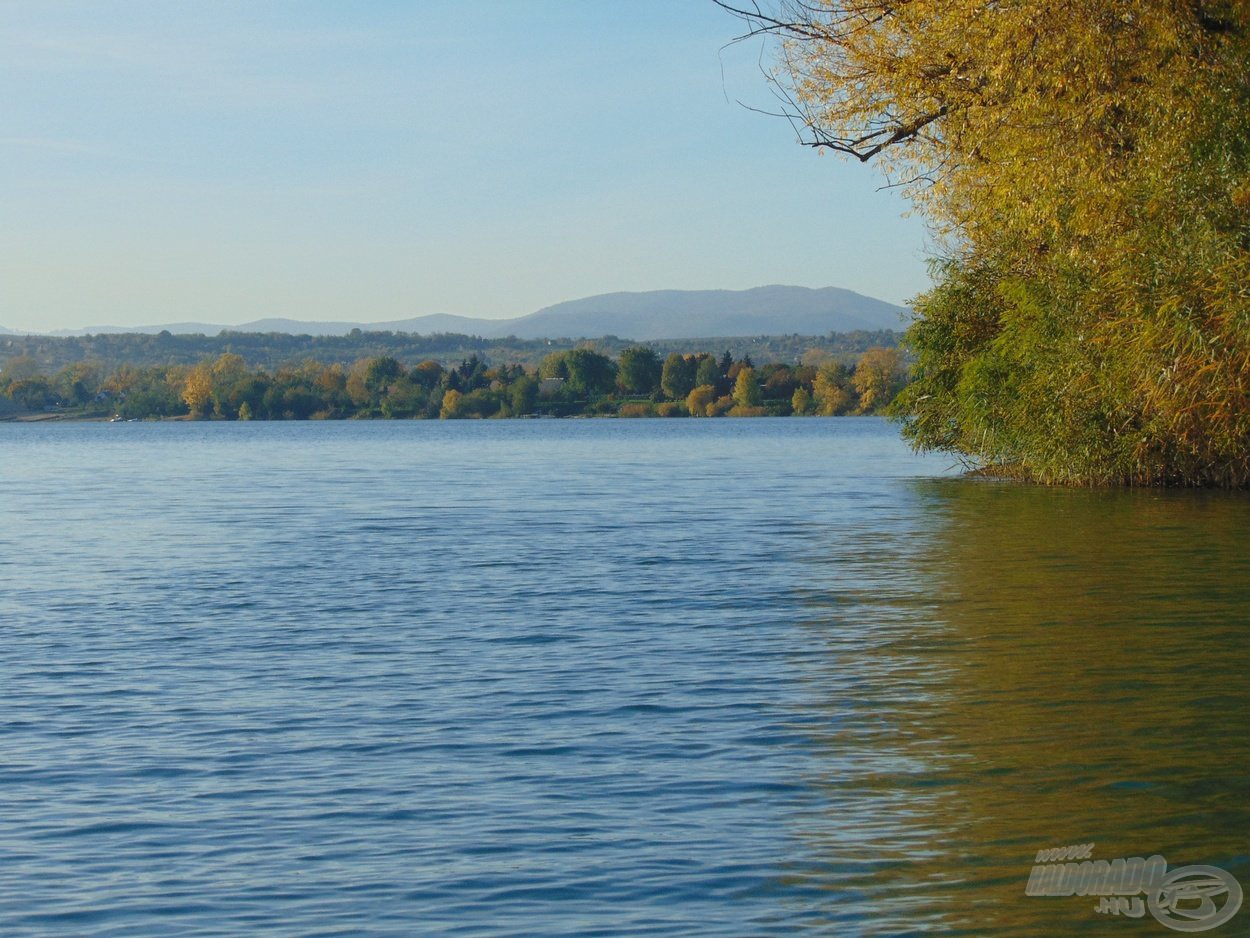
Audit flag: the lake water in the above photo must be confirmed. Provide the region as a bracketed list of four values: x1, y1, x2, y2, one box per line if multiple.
[1, 418, 1247, 936]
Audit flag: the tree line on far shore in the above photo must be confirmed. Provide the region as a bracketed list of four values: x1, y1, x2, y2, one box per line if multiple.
[0, 345, 905, 421]
[0, 328, 901, 375]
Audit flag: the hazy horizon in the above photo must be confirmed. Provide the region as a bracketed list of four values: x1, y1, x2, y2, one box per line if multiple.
[2, 283, 910, 339]
[0, 2, 931, 334]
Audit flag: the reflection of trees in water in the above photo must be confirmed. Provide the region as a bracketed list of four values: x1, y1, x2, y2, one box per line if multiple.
[782, 481, 1250, 934]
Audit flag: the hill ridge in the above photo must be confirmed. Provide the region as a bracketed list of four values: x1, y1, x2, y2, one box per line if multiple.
[3, 285, 910, 340]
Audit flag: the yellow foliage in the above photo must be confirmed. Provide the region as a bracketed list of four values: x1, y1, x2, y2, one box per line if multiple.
[315, 363, 346, 393]
[181, 364, 213, 416]
[812, 370, 850, 416]
[686, 384, 718, 417]
[734, 1, 1250, 483]
[211, 353, 246, 380]
[732, 367, 762, 408]
[852, 347, 904, 414]
[654, 401, 687, 417]
[439, 389, 464, 419]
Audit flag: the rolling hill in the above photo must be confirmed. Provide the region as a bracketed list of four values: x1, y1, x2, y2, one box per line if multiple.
[6, 285, 910, 341]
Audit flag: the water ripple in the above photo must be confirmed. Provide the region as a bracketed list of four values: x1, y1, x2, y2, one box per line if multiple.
[1, 420, 1247, 936]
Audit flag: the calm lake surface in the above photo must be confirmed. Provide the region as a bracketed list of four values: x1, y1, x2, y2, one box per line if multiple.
[1, 418, 1247, 936]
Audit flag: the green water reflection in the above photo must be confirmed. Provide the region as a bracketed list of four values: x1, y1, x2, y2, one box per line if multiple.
[794, 480, 1250, 935]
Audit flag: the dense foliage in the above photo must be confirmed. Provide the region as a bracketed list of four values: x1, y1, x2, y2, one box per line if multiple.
[0, 328, 900, 375]
[0, 346, 905, 421]
[726, 1, 1250, 485]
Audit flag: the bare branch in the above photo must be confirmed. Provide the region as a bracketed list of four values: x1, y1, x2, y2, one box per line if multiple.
[712, 0, 948, 163]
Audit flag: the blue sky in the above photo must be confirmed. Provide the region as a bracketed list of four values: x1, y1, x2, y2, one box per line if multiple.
[0, 1, 931, 332]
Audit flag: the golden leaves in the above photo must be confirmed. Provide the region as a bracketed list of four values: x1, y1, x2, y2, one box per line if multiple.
[745, 0, 1250, 483]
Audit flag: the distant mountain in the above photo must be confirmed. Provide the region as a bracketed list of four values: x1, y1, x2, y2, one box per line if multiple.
[10, 286, 910, 341]
[45, 322, 225, 337]
[36, 314, 512, 338]
[241, 314, 495, 336]
[496, 286, 907, 339]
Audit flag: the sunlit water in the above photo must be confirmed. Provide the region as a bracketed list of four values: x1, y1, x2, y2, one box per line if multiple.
[1, 418, 1247, 936]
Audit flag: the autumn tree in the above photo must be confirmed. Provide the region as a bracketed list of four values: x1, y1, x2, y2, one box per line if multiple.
[406, 360, 442, 389]
[812, 362, 852, 416]
[722, 0, 1250, 484]
[182, 363, 214, 417]
[762, 364, 798, 401]
[439, 389, 464, 419]
[3, 354, 41, 379]
[5, 377, 54, 411]
[852, 347, 904, 414]
[733, 366, 763, 409]
[686, 384, 718, 417]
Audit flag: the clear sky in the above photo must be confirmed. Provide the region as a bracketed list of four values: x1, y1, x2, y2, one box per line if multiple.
[0, 1, 931, 332]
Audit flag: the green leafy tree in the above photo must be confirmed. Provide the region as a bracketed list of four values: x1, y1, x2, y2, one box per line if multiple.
[365, 356, 403, 394]
[380, 378, 427, 418]
[510, 375, 539, 414]
[617, 346, 662, 395]
[660, 353, 697, 401]
[694, 354, 720, 392]
[117, 370, 187, 419]
[563, 348, 617, 396]
[448, 387, 498, 418]
[54, 363, 101, 408]
[455, 355, 488, 392]
[538, 352, 571, 381]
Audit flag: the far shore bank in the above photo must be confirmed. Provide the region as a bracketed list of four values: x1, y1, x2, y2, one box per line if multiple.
[1, 410, 884, 424]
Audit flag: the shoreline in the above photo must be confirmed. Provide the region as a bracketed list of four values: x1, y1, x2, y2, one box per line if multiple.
[1, 411, 885, 424]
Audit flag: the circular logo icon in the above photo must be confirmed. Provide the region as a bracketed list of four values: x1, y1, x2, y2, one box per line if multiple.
[1148, 865, 1243, 932]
